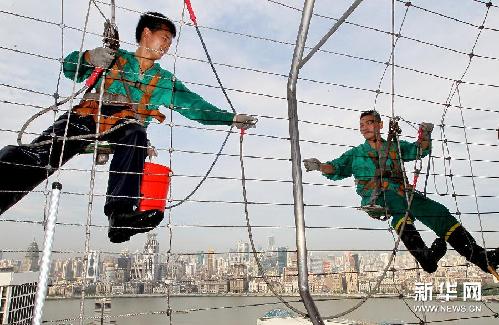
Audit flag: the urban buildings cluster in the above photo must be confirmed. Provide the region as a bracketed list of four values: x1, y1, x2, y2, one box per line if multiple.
[0, 235, 496, 300]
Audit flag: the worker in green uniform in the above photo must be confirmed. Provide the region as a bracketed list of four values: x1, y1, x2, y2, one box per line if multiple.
[0, 12, 256, 243]
[303, 110, 498, 274]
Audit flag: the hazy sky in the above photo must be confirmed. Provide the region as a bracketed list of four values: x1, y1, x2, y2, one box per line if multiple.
[0, 0, 498, 260]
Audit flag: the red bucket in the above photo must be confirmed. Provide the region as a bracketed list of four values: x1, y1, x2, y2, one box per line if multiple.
[138, 162, 172, 212]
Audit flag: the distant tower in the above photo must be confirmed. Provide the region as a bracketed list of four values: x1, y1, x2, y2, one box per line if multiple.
[143, 233, 160, 281]
[277, 247, 287, 275]
[86, 251, 100, 283]
[237, 241, 250, 263]
[207, 249, 215, 277]
[21, 240, 39, 272]
[267, 236, 275, 251]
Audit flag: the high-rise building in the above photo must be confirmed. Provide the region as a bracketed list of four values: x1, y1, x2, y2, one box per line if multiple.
[207, 249, 215, 278]
[267, 236, 275, 251]
[196, 252, 204, 266]
[85, 251, 100, 283]
[277, 247, 287, 275]
[237, 242, 250, 263]
[20, 240, 39, 272]
[309, 255, 323, 274]
[62, 260, 74, 281]
[116, 253, 132, 283]
[286, 251, 297, 269]
[344, 252, 359, 294]
[345, 252, 360, 272]
[0, 271, 39, 325]
[72, 258, 84, 280]
[143, 233, 160, 281]
[131, 234, 160, 282]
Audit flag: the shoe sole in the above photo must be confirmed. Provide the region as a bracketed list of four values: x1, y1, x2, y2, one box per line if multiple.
[108, 210, 164, 242]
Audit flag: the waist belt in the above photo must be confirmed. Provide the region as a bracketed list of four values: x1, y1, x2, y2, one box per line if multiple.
[73, 98, 165, 134]
[82, 92, 131, 107]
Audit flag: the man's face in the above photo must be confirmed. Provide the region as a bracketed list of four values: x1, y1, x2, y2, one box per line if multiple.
[359, 114, 383, 141]
[141, 27, 173, 60]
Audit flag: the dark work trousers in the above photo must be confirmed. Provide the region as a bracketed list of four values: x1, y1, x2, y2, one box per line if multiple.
[0, 106, 147, 216]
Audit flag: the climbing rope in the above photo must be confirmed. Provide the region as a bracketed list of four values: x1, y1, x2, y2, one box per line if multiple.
[164, 0, 240, 209]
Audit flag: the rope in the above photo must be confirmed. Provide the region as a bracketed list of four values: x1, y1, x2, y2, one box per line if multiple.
[434, 0, 499, 280]
[164, 0, 238, 209]
[456, 85, 499, 279]
[164, 2, 188, 323]
[0, 1, 498, 322]
[239, 129, 307, 316]
[78, 67, 107, 325]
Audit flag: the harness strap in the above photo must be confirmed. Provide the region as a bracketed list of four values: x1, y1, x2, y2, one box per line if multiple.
[104, 57, 128, 90]
[137, 73, 165, 123]
[74, 55, 165, 132]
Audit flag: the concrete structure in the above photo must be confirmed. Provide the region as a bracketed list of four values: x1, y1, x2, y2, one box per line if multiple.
[0, 271, 39, 325]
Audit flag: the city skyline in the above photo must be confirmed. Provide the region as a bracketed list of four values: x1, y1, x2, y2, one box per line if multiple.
[1, 235, 497, 299]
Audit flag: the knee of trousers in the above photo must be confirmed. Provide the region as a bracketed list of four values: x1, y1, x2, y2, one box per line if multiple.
[391, 215, 414, 234]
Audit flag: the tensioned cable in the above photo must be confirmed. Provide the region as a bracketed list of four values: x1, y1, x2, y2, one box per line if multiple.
[8, 26, 499, 93]
[432, 1, 497, 279]
[1, 2, 498, 322]
[4, 9, 499, 116]
[3, 3, 499, 64]
[2, 148, 498, 190]
[400, 0, 499, 31]
[53, 0, 94, 180]
[5, 101, 499, 149]
[266, 0, 499, 61]
[456, 85, 497, 277]
[162, 0, 239, 209]
[164, 2, 188, 323]
[240, 128, 306, 316]
[78, 67, 107, 325]
[5, 244, 499, 258]
[77, 2, 116, 324]
[321, 2, 422, 321]
[3, 78, 499, 140]
[2, 165, 499, 204]
[40, 0, 67, 227]
[4, 216, 499, 233]
[183, 0, 303, 316]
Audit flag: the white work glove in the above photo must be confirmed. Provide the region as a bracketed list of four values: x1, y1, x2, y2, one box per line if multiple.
[147, 140, 158, 160]
[303, 158, 322, 172]
[232, 114, 257, 129]
[419, 122, 434, 140]
[87, 47, 115, 68]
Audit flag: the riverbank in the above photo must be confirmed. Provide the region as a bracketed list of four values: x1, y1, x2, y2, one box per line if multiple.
[46, 293, 499, 302]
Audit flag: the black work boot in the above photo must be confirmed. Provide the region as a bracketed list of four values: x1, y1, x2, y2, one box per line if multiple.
[447, 225, 498, 274]
[108, 209, 164, 243]
[398, 223, 447, 273]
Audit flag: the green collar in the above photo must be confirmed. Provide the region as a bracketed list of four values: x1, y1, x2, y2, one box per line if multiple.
[119, 49, 161, 75]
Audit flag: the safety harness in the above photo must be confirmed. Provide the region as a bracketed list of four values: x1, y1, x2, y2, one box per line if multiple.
[73, 56, 166, 133]
[358, 118, 411, 220]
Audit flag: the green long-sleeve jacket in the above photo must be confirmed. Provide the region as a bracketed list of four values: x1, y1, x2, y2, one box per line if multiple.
[323, 139, 430, 205]
[62, 49, 235, 126]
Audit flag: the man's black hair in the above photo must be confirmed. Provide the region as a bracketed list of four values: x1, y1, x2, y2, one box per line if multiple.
[135, 12, 177, 43]
[360, 110, 381, 122]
